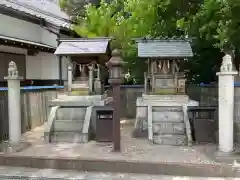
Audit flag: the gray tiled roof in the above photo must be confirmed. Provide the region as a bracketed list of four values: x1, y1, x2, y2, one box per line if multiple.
[54, 38, 111, 55]
[136, 39, 193, 58]
[0, 0, 71, 29]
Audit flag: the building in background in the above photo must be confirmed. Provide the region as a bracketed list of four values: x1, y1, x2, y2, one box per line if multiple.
[0, 0, 78, 86]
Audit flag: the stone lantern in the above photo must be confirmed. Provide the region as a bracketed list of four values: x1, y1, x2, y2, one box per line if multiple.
[106, 49, 125, 151]
[106, 49, 124, 84]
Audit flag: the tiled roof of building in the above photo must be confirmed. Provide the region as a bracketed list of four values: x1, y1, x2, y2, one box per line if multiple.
[136, 39, 193, 58]
[0, 0, 72, 29]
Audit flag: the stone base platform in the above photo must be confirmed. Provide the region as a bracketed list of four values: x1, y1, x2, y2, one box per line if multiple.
[0, 124, 238, 177]
[45, 94, 113, 143]
[134, 94, 199, 145]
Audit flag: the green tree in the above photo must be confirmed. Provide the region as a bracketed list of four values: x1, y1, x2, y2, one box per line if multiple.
[179, 0, 240, 73]
[62, 0, 240, 84]
[60, 0, 204, 83]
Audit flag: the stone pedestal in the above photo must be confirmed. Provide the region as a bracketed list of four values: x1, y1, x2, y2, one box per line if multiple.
[217, 71, 238, 153]
[133, 94, 199, 145]
[44, 94, 113, 143]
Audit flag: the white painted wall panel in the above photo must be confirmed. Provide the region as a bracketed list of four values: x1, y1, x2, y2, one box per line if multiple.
[0, 14, 58, 47]
[61, 56, 71, 80]
[0, 46, 70, 80]
[41, 53, 59, 79]
[26, 55, 42, 79]
[26, 52, 60, 80]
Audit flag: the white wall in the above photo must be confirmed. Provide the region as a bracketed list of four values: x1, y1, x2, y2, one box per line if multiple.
[0, 45, 70, 80]
[0, 14, 58, 47]
[61, 56, 71, 80]
[26, 52, 60, 79]
[26, 54, 70, 80]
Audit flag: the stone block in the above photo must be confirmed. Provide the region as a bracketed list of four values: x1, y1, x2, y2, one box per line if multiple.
[152, 111, 184, 123]
[152, 107, 182, 112]
[136, 106, 147, 119]
[153, 134, 187, 145]
[142, 94, 189, 102]
[53, 120, 84, 132]
[153, 122, 185, 134]
[51, 132, 88, 143]
[56, 108, 86, 120]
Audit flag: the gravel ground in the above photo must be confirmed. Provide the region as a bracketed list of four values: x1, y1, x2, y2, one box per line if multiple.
[0, 166, 237, 180]
[3, 123, 220, 166]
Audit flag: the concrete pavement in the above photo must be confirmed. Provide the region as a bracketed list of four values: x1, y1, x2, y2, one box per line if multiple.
[0, 124, 238, 177]
[0, 166, 237, 180]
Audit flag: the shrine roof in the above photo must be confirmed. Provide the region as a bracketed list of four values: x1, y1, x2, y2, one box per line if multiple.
[135, 39, 193, 58]
[54, 38, 111, 56]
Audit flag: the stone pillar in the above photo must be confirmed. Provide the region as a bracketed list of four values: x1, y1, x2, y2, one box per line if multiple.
[67, 65, 73, 92]
[97, 64, 101, 80]
[4, 61, 23, 146]
[216, 54, 238, 153]
[88, 64, 94, 94]
[94, 64, 102, 94]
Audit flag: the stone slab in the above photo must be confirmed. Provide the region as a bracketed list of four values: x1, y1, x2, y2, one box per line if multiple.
[0, 155, 235, 177]
[153, 111, 184, 123]
[136, 106, 147, 119]
[132, 117, 148, 138]
[153, 134, 187, 145]
[50, 132, 88, 143]
[57, 94, 107, 101]
[153, 122, 185, 135]
[0, 166, 227, 180]
[49, 97, 112, 107]
[56, 108, 86, 120]
[152, 107, 182, 112]
[136, 97, 199, 107]
[54, 120, 84, 132]
[134, 106, 148, 134]
[142, 94, 189, 102]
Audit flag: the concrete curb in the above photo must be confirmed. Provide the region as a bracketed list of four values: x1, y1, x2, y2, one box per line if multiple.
[0, 155, 236, 177]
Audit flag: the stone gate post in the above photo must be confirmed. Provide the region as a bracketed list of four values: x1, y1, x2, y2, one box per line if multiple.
[216, 54, 238, 153]
[67, 65, 73, 92]
[4, 61, 23, 146]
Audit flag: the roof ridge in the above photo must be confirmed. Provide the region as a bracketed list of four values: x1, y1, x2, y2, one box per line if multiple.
[6, 0, 71, 23]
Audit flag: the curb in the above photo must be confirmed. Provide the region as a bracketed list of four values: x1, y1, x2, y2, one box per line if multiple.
[0, 155, 236, 177]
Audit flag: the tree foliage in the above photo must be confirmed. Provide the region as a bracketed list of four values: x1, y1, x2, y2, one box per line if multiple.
[59, 0, 240, 84]
[176, 0, 240, 82]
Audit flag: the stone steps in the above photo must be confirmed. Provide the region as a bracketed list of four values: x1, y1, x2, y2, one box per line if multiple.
[49, 106, 93, 144]
[50, 131, 88, 143]
[153, 134, 187, 145]
[151, 106, 188, 145]
[56, 108, 86, 120]
[153, 122, 185, 135]
[53, 120, 84, 132]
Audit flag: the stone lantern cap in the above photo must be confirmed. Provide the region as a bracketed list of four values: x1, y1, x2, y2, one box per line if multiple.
[106, 49, 125, 67]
